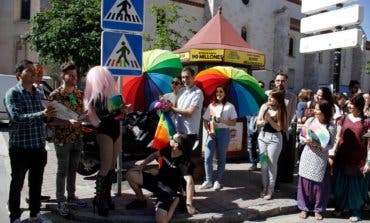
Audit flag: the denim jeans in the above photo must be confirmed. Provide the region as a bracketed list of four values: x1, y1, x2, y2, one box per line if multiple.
[247, 131, 259, 165]
[258, 131, 282, 193]
[8, 147, 47, 222]
[55, 142, 82, 202]
[204, 128, 230, 183]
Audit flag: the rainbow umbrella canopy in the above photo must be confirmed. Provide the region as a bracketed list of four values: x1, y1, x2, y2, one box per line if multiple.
[194, 66, 266, 116]
[121, 49, 183, 112]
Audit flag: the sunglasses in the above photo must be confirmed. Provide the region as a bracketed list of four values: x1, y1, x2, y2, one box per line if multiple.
[172, 81, 181, 85]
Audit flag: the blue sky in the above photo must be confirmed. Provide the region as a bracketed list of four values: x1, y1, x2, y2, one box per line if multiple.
[351, 0, 370, 37]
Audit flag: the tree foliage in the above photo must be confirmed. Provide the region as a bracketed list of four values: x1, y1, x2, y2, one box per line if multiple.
[143, 3, 196, 51]
[25, 0, 101, 75]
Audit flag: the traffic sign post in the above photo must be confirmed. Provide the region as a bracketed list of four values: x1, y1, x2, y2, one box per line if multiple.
[300, 0, 364, 93]
[101, 0, 144, 196]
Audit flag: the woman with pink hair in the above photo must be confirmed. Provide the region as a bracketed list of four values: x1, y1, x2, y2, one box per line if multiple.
[84, 66, 128, 216]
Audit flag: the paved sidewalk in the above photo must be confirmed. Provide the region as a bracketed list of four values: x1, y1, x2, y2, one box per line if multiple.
[44, 161, 298, 223]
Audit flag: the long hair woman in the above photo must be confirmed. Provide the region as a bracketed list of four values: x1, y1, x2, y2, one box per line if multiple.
[84, 66, 128, 216]
[297, 100, 336, 220]
[333, 93, 369, 222]
[257, 89, 287, 200]
[200, 85, 237, 191]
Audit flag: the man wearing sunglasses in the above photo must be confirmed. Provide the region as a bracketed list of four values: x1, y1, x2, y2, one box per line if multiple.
[47, 63, 86, 217]
[160, 77, 183, 106]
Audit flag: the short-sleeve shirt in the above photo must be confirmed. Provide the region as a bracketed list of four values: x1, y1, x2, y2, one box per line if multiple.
[175, 86, 204, 135]
[157, 147, 189, 192]
[48, 86, 84, 143]
[203, 102, 237, 129]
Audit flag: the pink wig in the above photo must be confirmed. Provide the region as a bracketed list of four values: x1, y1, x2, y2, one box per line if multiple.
[84, 66, 116, 126]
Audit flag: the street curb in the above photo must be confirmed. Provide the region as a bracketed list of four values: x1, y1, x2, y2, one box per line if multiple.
[69, 199, 298, 223]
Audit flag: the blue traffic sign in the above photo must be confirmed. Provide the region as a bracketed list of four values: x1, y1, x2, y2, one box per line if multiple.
[101, 31, 142, 75]
[102, 0, 144, 32]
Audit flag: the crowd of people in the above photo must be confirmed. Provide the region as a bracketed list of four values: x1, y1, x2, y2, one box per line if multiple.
[4, 60, 370, 223]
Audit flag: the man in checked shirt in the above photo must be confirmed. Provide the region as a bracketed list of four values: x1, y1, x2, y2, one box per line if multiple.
[4, 59, 55, 223]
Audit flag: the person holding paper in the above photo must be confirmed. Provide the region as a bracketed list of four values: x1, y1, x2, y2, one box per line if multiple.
[47, 63, 86, 217]
[5, 59, 55, 223]
[297, 100, 336, 220]
[84, 66, 130, 217]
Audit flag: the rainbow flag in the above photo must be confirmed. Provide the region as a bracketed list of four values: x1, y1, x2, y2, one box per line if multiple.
[300, 121, 330, 148]
[152, 111, 176, 150]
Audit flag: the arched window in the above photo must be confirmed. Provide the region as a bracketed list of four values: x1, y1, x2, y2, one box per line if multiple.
[288, 37, 294, 57]
[241, 26, 247, 41]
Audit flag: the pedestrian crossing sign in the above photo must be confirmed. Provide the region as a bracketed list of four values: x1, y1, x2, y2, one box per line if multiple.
[102, 0, 144, 32]
[101, 31, 142, 76]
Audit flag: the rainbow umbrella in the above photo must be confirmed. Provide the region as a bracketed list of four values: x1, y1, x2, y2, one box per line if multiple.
[120, 49, 183, 112]
[194, 66, 266, 116]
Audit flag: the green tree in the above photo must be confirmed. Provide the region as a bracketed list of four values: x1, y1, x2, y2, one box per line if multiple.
[143, 3, 196, 51]
[24, 0, 101, 75]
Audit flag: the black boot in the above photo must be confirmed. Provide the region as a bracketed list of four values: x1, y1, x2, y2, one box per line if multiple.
[106, 170, 115, 210]
[93, 175, 109, 216]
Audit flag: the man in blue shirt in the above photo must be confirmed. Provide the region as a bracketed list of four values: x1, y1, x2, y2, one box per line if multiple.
[4, 60, 55, 223]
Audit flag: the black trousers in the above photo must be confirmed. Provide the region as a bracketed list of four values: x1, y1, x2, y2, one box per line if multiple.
[8, 147, 47, 221]
[276, 131, 295, 184]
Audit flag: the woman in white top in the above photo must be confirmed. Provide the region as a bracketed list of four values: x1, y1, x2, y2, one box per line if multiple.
[200, 85, 237, 191]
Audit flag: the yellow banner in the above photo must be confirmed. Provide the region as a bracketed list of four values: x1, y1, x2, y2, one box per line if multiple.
[177, 52, 190, 61]
[189, 49, 224, 61]
[224, 50, 265, 67]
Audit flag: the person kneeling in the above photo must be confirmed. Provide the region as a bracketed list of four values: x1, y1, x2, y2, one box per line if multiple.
[126, 133, 190, 223]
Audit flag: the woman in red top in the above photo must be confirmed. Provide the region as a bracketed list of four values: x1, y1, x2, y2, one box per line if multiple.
[333, 93, 370, 222]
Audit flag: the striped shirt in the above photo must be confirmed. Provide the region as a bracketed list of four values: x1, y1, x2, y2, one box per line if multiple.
[4, 83, 45, 149]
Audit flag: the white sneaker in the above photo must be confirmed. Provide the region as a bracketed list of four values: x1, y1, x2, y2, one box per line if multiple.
[213, 181, 222, 191]
[29, 214, 52, 223]
[199, 181, 213, 189]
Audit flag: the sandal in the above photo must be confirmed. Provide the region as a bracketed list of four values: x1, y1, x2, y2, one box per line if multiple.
[315, 212, 323, 220]
[260, 189, 267, 198]
[186, 204, 197, 215]
[299, 211, 308, 219]
[263, 192, 272, 200]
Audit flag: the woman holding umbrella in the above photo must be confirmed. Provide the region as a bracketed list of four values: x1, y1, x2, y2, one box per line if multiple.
[200, 85, 237, 190]
[257, 89, 287, 200]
